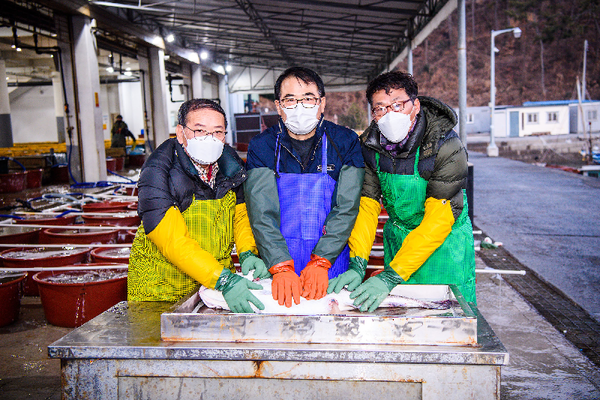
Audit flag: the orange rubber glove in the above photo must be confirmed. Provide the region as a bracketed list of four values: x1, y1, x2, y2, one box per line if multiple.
[299, 254, 331, 300]
[269, 260, 301, 308]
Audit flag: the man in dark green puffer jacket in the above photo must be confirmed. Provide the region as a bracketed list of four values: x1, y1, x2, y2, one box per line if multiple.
[328, 71, 476, 311]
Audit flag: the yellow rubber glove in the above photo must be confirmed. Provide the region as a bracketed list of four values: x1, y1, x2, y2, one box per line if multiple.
[300, 254, 331, 300]
[348, 197, 381, 260]
[389, 197, 455, 281]
[146, 206, 223, 289]
[269, 260, 301, 308]
[233, 203, 258, 255]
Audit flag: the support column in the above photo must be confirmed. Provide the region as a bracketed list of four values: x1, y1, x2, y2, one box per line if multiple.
[137, 55, 153, 151]
[181, 63, 192, 102]
[458, 0, 468, 145]
[52, 72, 66, 143]
[191, 63, 203, 99]
[407, 41, 413, 75]
[148, 47, 169, 147]
[56, 13, 82, 182]
[72, 15, 106, 182]
[0, 59, 14, 147]
[218, 74, 233, 146]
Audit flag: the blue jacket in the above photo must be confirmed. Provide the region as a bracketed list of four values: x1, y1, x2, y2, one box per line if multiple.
[244, 117, 365, 268]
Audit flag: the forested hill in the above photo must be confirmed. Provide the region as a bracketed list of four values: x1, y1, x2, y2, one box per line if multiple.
[407, 0, 599, 107]
[286, 0, 599, 130]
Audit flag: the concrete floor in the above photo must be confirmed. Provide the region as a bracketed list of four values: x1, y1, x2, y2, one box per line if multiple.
[1, 254, 599, 399]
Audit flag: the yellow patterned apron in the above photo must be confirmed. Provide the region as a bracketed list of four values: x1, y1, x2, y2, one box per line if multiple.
[128, 191, 236, 301]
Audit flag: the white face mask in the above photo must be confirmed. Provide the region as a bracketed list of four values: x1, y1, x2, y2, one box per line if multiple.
[377, 111, 413, 143]
[185, 135, 224, 164]
[282, 105, 320, 135]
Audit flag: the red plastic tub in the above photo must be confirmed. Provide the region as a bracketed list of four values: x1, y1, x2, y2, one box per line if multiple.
[26, 169, 44, 189]
[106, 157, 117, 171]
[41, 227, 120, 245]
[50, 165, 69, 184]
[368, 250, 385, 266]
[0, 246, 90, 296]
[33, 265, 128, 328]
[128, 154, 146, 167]
[0, 226, 41, 245]
[90, 247, 131, 263]
[123, 228, 138, 243]
[81, 211, 140, 227]
[374, 233, 383, 245]
[16, 214, 77, 226]
[0, 171, 27, 193]
[124, 186, 138, 196]
[82, 200, 135, 213]
[114, 156, 125, 171]
[0, 272, 26, 327]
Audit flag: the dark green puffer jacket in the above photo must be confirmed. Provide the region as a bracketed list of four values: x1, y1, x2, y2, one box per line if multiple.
[360, 96, 468, 219]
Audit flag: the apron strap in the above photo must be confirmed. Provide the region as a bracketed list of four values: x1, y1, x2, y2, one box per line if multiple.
[321, 133, 328, 173]
[275, 133, 282, 174]
[375, 147, 421, 175]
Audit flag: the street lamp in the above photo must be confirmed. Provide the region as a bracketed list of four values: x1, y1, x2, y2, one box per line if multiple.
[487, 27, 521, 157]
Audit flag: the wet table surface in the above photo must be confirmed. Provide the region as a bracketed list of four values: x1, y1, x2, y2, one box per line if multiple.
[48, 301, 508, 366]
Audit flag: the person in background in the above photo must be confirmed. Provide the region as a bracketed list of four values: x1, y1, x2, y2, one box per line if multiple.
[111, 114, 137, 150]
[244, 67, 365, 308]
[128, 99, 266, 313]
[329, 70, 476, 311]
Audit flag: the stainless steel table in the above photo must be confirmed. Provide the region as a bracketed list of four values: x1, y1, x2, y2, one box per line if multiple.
[49, 301, 508, 399]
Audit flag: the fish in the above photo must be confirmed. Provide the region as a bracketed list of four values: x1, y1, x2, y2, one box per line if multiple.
[198, 274, 455, 314]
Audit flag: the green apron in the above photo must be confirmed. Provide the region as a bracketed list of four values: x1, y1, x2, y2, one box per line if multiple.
[377, 148, 476, 304]
[128, 191, 236, 302]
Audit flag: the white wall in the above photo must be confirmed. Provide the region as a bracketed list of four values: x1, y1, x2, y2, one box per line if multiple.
[10, 86, 57, 143]
[578, 103, 600, 133]
[519, 106, 569, 136]
[494, 109, 507, 138]
[118, 81, 145, 138]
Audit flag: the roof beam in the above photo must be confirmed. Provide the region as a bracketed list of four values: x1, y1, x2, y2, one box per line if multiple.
[234, 0, 295, 66]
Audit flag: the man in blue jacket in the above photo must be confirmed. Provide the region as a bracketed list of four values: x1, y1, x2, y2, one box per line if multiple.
[244, 67, 365, 308]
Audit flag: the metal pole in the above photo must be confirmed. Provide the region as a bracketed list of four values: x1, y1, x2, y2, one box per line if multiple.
[487, 31, 499, 156]
[582, 40, 588, 101]
[407, 39, 413, 75]
[486, 27, 520, 156]
[458, 0, 467, 145]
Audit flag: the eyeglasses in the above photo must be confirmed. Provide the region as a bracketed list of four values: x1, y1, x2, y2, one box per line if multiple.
[371, 99, 413, 118]
[278, 96, 321, 109]
[183, 125, 226, 139]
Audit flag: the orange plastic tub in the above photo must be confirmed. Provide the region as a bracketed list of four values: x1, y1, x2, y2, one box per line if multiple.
[33, 266, 127, 328]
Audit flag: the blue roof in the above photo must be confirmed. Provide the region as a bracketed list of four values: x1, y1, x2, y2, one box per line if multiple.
[522, 100, 598, 106]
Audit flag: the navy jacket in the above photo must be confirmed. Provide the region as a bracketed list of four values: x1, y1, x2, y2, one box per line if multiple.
[244, 117, 365, 268]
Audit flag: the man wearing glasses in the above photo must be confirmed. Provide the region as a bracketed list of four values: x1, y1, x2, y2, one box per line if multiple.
[244, 67, 365, 308]
[334, 71, 476, 312]
[128, 99, 266, 313]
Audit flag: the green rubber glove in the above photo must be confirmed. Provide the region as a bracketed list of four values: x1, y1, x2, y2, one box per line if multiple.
[349, 268, 403, 312]
[239, 250, 270, 280]
[327, 256, 368, 294]
[215, 269, 265, 313]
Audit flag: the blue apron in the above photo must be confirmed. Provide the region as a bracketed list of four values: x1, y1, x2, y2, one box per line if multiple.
[276, 133, 350, 279]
